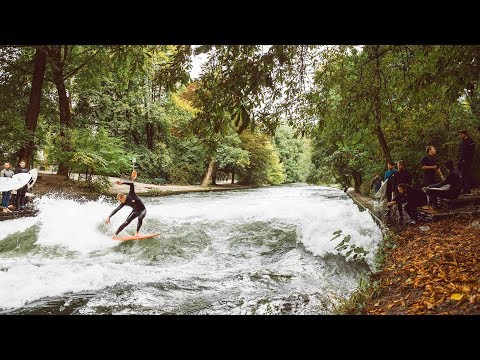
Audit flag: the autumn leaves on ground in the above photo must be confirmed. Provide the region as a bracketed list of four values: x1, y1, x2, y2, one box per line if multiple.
[360, 216, 480, 315]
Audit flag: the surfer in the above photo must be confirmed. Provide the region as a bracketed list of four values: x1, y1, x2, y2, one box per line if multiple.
[14, 159, 30, 211]
[1, 162, 14, 213]
[105, 181, 146, 237]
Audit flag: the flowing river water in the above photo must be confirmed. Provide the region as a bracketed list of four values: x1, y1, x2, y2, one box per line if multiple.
[0, 184, 382, 314]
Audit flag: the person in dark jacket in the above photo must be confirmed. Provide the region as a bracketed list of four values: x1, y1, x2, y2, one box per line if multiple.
[422, 160, 462, 208]
[105, 181, 147, 237]
[457, 130, 476, 195]
[14, 159, 30, 211]
[383, 161, 397, 217]
[371, 173, 382, 194]
[391, 160, 412, 220]
[387, 183, 427, 225]
[421, 145, 445, 207]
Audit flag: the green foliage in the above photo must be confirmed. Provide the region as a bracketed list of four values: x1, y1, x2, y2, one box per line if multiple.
[238, 130, 286, 186]
[335, 277, 380, 314]
[307, 45, 480, 193]
[133, 143, 171, 183]
[167, 136, 208, 185]
[215, 133, 250, 176]
[4, 45, 480, 191]
[0, 47, 36, 161]
[267, 145, 286, 185]
[45, 126, 131, 185]
[90, 175, 111, 193]
[273, 125, 311, 183]
[330, 230, 369, 261]
[72, 127, 131, 176]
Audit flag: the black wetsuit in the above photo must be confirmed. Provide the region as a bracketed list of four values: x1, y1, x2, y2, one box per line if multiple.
[14, 166, 30, 209]
[371, 177, 382, 193]
[391, 170, 412, 217]
[109, 182, 146, 236]
[424, 170, 462, 202]
[421, 155, 438, 187]
[458, 137, 475, 193]
[396, 186, 427, 222]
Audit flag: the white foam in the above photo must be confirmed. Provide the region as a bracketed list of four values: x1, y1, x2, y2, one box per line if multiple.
[34, 196, 116, 252]
[0, 216, 39, 241]
[0, 186, 382, 310]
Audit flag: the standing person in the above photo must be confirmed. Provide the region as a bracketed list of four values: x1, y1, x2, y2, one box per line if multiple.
[421, 146, 444, 207]
[422, 160, 462, 208]
[105, 181, 146, 237]
[14, 159, 30, 211]
[391, 160, 412, 220]
[383, 161, 397, 217]
[387, 183, 427, 225]
[457, 130, 476, 195]
[370, 173, 382, 194]
[1, 162, 15, 213]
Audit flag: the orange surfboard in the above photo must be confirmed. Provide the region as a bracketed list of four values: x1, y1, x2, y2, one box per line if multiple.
[112, 233, 161, 241]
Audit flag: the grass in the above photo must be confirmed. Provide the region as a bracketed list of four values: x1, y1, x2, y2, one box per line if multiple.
[335, 227, 396, 314]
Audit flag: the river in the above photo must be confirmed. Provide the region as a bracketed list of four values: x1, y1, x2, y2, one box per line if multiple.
[0, 184, 382, 314]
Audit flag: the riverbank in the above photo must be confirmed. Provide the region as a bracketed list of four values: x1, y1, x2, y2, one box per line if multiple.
[33, 173, 253, 199]
[1, 173, 254, 221]
[344, 189, 480, 315]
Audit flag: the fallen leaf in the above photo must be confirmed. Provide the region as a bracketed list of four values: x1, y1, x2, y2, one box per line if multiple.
[450, 293, 464, 301]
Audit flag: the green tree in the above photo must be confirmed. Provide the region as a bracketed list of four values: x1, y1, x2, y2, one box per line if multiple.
[273, 125, 311, 183]
[238, 130, 285, 186]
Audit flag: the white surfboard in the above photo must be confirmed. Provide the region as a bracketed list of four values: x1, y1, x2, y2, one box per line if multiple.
[374, 180, 388, 199]
[0, 172, 32, 192]
[27, 168, 38, 190]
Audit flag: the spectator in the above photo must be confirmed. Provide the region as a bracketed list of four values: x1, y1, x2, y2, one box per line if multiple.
[387, 183, 427, 225]
[1, 162, 14, 213]
[370, 173, 382, 194]
[384, 161, 397, 217]
[421, 145, 444, 207]
[14, 159, 30, 211]
[422, 160, 462, 208]
[391, 160, 412, 220]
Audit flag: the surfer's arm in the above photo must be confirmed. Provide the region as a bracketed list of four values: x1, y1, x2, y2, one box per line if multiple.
[108, 203, 124, 218]
[123, 182, 136, 196]
[115, 181, 135, 196]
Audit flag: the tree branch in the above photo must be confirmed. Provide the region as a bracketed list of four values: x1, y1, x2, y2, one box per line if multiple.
[64, 49, 100, 79]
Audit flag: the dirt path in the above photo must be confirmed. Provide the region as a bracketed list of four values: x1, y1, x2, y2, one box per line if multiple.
[106, 176, 252, 196]
[31, 172, 253, 199]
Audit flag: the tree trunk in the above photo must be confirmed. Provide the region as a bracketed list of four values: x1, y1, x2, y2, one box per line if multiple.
[373, 123, 391, 164]
[146, 122, 154, 150]
[50, 46, 72, 176]
[211, 164, 218, 185]
[351, 170, 363, 193]
[17, 47, 47, 166]
[231, 170, 235, 184]
[372, 46, 392, 164]
[201, 159, 215, 188]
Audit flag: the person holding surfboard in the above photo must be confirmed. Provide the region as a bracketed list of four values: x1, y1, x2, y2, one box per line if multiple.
[14, 159, 29, 211]
[105, 181, 146, 238]
[383, 161, 397, 217]
[1, 162, 14, 213]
